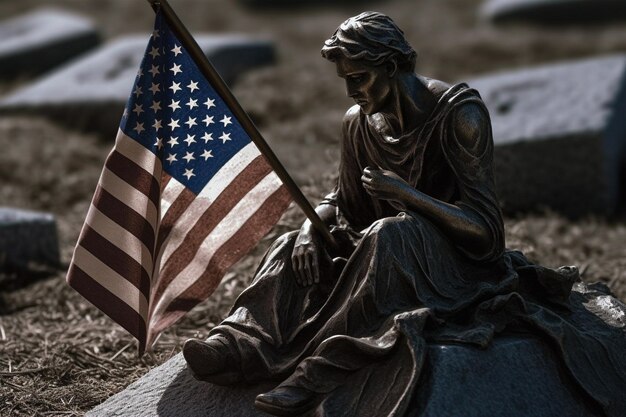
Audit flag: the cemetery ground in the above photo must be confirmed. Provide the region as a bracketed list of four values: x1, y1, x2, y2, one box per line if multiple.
[1, 0, 626, 415]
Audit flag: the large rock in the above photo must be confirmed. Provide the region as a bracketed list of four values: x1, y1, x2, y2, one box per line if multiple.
[87, 337, 601, 417]
[481, 0, 626, 24]
[0, 8, 100, 79]
[0, 207, 60, 289]
[466, 55, 626, 217]
[0, 35, 275, 137]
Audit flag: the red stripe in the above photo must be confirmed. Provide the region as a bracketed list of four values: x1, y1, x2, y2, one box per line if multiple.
[78, 225, 151, 300]
[67, 263, 147, 353]
[106, 150, 160, 206]
[148, 185, 291, 338]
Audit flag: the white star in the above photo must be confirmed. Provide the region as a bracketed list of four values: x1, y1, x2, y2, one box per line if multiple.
[186, 98, 198, 109]
[204, 97, 216, 109]
[122, 108, 129, 118]
[149, 82, 160, 95]
[185, 117, 197, 128]
[183, 151, 195, 163]
[132, 104, 144, 116]
[170, 63, 182, 75]
[134, 122, 145, 134]
[183, 168, 195, 180]
[151, 101, 161, 112]
[166, 153, 177, 164]
[219, 132, 231, 143]
[201, 149, 213, 160]
[171, 44, 182, 56]
[184, 134, 196, 146]
[202, 132, 213, 142]
[168, 119, 180, 130]
[203, 115, 214, 126]
[149, 47, 160, 59]
[167, 136, 179, 147]
[220, 115, 232, 127]
[133, 86, 142, 98]
[187, 81, 199, 92]
[153, 119, 162, 131]
[136, 68, 143, 79]
[168, 100, 181, 111]
[149, 64, 160, 77]
[154, 137, 163, 150]
[169, 82, 182, 94]
[152, 30, 160, 39]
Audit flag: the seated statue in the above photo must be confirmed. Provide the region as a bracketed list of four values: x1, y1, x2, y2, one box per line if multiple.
[182, 11, 626, 417]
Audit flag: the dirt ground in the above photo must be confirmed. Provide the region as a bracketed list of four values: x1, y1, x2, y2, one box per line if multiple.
[1, 0, 626, 415]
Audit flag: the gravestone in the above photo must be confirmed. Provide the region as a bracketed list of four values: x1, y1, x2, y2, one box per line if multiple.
[86, 337, 601, 417]
[0, 8, 100, 79]
[481, 0, 626, 24]
[0, 35, 275, 137]
[466, 54, 626, 217]
[0, 207, 60, 289]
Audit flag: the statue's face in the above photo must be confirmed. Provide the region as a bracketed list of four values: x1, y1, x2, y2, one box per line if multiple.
[335, 57, 392, 115]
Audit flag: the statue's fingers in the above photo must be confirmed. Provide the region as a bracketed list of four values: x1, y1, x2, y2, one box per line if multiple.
[292, 252, 303, 286]
[304, 252, 314, 286]
[312, 252, 320, 284]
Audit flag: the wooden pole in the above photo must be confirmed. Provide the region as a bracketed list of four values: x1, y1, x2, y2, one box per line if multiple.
[146, 0, 337, 250]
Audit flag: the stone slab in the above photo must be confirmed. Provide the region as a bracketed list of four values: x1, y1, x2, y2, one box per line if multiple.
[481, 0, 626, 24]
[87, 337, 601, 417]
[466, 54, 626, 217]
[0, 207, 60, 277]
[0, 8, 100, 79]
[0, 35, 275, 137]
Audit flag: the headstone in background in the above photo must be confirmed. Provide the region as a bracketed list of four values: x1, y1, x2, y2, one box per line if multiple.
[0, 207, 60, 290]
[0, 35, 275, 138]
[238, 0, 384, 8]
[481, 0, 626, 24]
[86, 337, 600, 417]
[0, 8, 100, 79]
[466, 55, 626, 217]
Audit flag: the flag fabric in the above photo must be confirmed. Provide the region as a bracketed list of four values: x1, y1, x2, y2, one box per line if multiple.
[67, 11, 292, 353]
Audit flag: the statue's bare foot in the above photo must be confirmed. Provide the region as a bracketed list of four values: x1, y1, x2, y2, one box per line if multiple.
[182, 336, 241, 385]
[255, 386, 319, 416]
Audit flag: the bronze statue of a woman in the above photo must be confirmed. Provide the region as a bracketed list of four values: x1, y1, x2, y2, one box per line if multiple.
[183, 12, 626, 417]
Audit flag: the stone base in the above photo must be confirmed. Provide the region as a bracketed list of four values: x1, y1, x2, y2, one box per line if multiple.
[87, 337, 602, 417]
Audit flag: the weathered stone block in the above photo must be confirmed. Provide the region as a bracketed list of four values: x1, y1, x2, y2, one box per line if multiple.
[0, 207, 60, 274]
[0, 35, 275, 137]
[466, 55, 626, 217]
[0, 8, 100, 79]
[481, 0, 626, 24]
[86, 337, 601, 417]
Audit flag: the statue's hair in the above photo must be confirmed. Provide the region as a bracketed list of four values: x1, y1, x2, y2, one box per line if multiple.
[321, 11, 417, 72]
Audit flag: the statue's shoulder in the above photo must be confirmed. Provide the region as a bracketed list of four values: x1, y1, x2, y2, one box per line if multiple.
[421, 76, 451, 101]
[343, 104, 361, 125]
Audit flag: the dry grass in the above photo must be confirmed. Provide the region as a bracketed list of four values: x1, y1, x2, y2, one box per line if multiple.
[1, 0, 626, 415]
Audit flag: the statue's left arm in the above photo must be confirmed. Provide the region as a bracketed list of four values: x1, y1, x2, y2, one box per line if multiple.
[362, 101, 505, 261]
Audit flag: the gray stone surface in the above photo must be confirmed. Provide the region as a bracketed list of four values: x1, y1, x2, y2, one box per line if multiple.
[481, 0, 626, 24]
[87, 337, 601, 417]
[0, 35, 275, 137]
[0, 207, 60, 274]
[466, 55, 626, 217]
[0, 8, 100, 79]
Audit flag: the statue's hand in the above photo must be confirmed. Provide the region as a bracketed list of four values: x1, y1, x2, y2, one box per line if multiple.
[361, 166, 410, 210]
[292, 223, 321, 287]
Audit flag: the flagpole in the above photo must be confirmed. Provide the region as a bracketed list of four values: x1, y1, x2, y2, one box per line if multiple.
[146, 0, 338, 250]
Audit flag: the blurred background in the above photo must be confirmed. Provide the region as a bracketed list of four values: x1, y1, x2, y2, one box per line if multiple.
[0, 0, 625, 415]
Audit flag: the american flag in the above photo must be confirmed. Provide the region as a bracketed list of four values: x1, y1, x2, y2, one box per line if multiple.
[67, 12, 292, 353]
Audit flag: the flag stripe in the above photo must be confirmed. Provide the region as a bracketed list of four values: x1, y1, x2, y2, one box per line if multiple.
[99, 166, 159, 228]
[114, 130, 162, 176]
[151, 156, 272, 306]
[85, 205, 153, 268]
[93, 187, 155, 251]
[68, 263, 147, 351]
[105, 150, 161, 206]
[149, 185, 291, 337]
[72, 246, 149, 319]
[79, 225, 151, 299]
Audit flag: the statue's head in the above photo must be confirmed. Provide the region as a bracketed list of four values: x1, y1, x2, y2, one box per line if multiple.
[321, 12, 417, 73]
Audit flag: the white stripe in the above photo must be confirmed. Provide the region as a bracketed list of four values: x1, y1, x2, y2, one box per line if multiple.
[150, 172, 282, 322]
[160, 177, 185, 220]
[99, 167, 159, 230]
[73, 245, 149, 320]
[85, 204, 154, 270]
[156, 142, 261, 271]
[114, 130, 163, 177]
